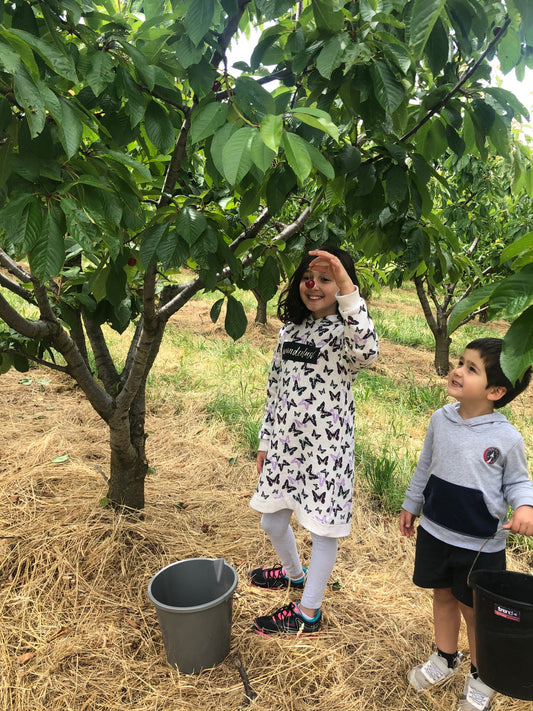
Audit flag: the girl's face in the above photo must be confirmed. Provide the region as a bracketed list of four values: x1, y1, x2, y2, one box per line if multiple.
[299, 269, 338, 319]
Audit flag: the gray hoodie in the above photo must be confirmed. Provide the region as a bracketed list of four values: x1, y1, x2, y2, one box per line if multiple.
[402, 402, 533, 553]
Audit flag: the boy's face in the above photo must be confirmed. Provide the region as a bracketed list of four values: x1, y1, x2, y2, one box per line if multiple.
[448, 348, 503, 411]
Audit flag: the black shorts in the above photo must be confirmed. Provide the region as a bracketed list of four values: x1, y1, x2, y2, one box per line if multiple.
[413, 526, 506, 607]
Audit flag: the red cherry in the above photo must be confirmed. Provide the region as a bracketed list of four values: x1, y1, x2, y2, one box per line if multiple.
[127, 257, 137, 267]
[305, 279, 315, 289]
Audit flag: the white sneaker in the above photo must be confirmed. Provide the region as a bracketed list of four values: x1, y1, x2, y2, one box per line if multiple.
[456, 674, 495, 711]
[407, 651, 463, 692]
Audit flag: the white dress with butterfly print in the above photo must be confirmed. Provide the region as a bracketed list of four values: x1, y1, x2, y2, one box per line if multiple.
[250, 289, 379, 537]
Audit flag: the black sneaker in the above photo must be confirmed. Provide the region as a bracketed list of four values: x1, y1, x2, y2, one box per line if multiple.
[248, 564, 306, 590]
[253, 602, 322, 635]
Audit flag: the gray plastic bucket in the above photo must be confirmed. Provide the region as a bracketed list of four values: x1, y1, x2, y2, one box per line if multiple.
[147, 557, 238, 674]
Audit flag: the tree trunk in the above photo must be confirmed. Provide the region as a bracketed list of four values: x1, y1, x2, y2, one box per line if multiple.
[253, 289, 268, 325]
[434, 328, 452, 376]
[106, 393, 148, 510]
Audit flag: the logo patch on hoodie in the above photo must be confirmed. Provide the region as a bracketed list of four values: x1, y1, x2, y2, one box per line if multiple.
[484, 447, 501, 465]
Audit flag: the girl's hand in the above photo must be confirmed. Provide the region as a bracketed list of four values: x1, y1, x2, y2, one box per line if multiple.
[503, 505, 533, 537]
[400, 508, 417, 537]
[256, 450, 266, 475]
[308, 250, 356, 295]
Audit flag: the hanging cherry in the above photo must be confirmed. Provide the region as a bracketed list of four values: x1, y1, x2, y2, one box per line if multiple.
[305, 279, 315, 289]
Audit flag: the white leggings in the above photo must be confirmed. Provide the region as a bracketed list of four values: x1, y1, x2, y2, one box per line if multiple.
[261, 510, 338, 610]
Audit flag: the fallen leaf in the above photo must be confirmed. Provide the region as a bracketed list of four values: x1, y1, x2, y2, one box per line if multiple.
[17, 651, 36, 665]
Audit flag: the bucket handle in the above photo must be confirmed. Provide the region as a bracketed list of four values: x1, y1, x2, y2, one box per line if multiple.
[467, 528, 508, 588]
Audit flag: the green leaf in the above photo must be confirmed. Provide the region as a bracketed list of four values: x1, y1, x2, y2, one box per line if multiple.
[86, 50, 116, 96]
[488, 115, 510, 157]
[139, 223, 169, 268]
[250, 131, 276, 173]
[0, 39, 22, 73]
[221, 127, 254, 185]
[13, 354, 30, 373]
[28, 208, 65, 282]
[7, 27, 78, 82]
[57, 98, 83, 158]
[500, 231, 533, 265]
[0, 28, 40, 78]
[185, 0, 215, 47]
[190, 102, 229, 144]
[487, 266, 533, 321]
[234, 76, 276, 121]
[312, 0, 344, 31]
[0, 353, 13, 375]
[258, 256, 280, 301]
[409, 0, 446, 59]
[501, 307, 533, 384]
[447, 284, 497, 335]
[210, 123, 237, 176]
[370, 61, 405, 114]
[210, 298, 224, 323]
[260, 114, 283, 153]
[282, 133, 312, 183]
[176, 206, 207, 246]
[385, 164, 408, 206]
[144, 100, 174, 153]
[22, 199, 43, 252]
[316, 34, 346, 80]
[52, 454, 70, 463]
[289, 107, 339, 142]
[13, 67, 46, 137]
[266, 164, 297, 215]
[302, 141, 335, 180]
[497, 25, 521, 75]
[225, 295, 248, 341]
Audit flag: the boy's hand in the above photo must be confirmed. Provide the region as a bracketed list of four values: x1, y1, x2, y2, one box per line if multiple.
[400, 508, 417, 537]
[503, 505, 533, 537]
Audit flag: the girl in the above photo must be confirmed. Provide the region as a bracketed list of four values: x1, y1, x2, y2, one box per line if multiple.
[249, 246, 379, 634]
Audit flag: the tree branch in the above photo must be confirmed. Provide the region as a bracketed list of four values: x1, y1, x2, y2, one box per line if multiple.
[399, 16, 512, 144]
[0, 271, 36, 303]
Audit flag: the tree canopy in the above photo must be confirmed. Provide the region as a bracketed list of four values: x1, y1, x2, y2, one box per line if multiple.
[0, 0, 532, 508]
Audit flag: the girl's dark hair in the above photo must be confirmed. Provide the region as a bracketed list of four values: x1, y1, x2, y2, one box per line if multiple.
[466, 337, 532, 408]
[277, 245, 359, 324]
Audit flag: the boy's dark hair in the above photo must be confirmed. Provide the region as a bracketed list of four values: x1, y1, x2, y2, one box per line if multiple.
[466, 337, 532, 408]
[277, 245, 359, 324]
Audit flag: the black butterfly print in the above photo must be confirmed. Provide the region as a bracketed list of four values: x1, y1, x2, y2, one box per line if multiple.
[310, 373, 325, 388]
[267, 473, 280, 486]
[303, 413, 317, 427]
[317, 454, 329, 466]
[329, 389, 341, 401]
[312, 490, 326, 504]
[283, 443, 297, 455]
[338, 485, 350, 499]
[277, 412, 287, 424]
[326, 428, 340, 441]
[282, 480, 296, 493]
[296, 471, 306, 486]
[300, 436, 313, 450]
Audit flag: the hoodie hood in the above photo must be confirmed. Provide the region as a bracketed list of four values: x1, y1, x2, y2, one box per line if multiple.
[442, 402, 508, 430]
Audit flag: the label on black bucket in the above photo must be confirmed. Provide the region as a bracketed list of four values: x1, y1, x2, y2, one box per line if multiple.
[494, 602, 520, 622]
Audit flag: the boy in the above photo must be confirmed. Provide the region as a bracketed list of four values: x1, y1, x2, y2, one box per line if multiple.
[400, 337, 533, 711]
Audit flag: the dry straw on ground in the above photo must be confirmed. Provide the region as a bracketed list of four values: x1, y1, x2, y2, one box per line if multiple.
[1, 321, 533, 711]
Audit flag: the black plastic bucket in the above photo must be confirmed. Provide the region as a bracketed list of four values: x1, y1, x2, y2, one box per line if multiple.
[148, 557, 238, 674]
[470, 569, 533, 700]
